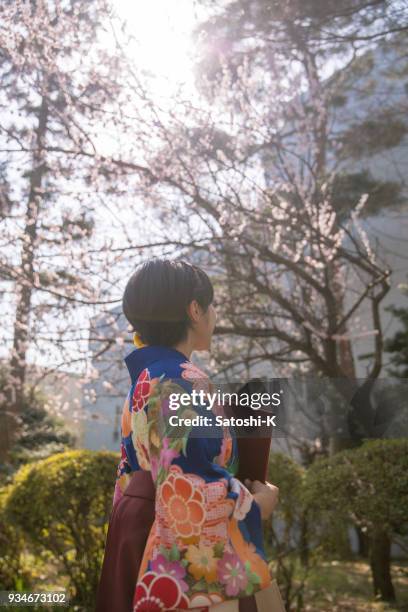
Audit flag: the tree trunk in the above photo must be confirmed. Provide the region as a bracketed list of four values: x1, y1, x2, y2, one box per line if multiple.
[328, 260, 358, 454]
[1, 96, 48, 462]
[369, 529, 396, 602]
[299, 512, 309, 568]
[356, 526, 369, 558]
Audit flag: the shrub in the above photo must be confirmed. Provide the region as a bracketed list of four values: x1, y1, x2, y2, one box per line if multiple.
[305, 439, 408, 602]
[264, 452, 309, 611]
[0, 367, 76, 482]
[4, 450, 118, 609]
[0, 485, 32, 591]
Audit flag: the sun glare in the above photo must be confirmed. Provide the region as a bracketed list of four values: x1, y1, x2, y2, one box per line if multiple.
[112, 0, 198, 96]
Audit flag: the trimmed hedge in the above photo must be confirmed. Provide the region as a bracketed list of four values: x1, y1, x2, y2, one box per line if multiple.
[305, 439, 408, 601]
[0, 484, 31, 591]
[4, 450, 118, 609]
[304, 439, 408, 535]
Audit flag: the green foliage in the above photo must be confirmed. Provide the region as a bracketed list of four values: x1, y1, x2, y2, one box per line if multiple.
[266, 452, 350, 608]
[265, 452, 310, 611]
[305, 559, 408, 610]
[267, 452, 304, 531]
[8, 405, 76, 470]
[0, 393, 75, 486]
[4, 450, 118, 609]
[0, 485, 32, 591]
[305, 440, 408, 601]
[304, 439, 408, 537]
[330, 171, 402, 219]
[385, 305, 408, 378]
[341, 117, 407, 159]
[0, 369, 76, 482]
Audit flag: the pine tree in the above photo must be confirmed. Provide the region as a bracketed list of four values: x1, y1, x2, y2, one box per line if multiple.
[0, 0, 123, 459]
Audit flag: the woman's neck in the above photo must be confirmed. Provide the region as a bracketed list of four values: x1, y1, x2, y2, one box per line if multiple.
[173, 337, 194, 360]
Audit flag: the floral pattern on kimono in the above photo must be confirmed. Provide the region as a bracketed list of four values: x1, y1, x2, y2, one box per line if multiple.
[114, 345, 271, 611]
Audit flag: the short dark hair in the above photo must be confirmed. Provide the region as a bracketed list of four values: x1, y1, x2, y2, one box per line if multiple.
[122, 258, 214, 347]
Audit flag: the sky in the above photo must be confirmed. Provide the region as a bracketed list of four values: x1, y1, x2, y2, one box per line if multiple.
[1, 1, 207, 372]
[111, 0, 202, 99]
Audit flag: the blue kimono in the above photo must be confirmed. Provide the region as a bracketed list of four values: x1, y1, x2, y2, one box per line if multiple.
[114, 345, 271, 610]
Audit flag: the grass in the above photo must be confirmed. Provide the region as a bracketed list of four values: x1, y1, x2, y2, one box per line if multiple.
[2, 549, 72, 612]
[8, 550, 408, 611]
[303, 560, 408, 611]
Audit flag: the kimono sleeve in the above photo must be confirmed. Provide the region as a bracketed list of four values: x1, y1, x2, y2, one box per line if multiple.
[112, 388, 137, 507]
[143, 377, 258, 524]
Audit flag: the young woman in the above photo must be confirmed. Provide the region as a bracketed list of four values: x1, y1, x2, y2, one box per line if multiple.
[96, 258, 284, 612]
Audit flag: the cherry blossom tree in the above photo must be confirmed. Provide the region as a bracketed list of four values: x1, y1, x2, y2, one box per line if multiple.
[190, 0, 406, 380]
[128, 93, 391, 385]
[104, 0, 406, 451]
[0, 0, 135, 459]
[2, 0, 405, 466]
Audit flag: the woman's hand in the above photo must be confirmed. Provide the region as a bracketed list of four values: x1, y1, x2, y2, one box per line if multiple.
[245, 479, 279, 520]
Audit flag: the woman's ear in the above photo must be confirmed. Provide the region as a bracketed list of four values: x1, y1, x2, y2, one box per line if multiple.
[186, 299, 202, 323]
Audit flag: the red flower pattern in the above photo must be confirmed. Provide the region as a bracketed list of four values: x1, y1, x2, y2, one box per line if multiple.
[133, 572, 189, 611]
[132, 368, 152, 412]
[113, 356, 272, 609]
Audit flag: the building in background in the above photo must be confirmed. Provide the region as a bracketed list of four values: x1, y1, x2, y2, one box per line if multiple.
[81, 306, 131, 451]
